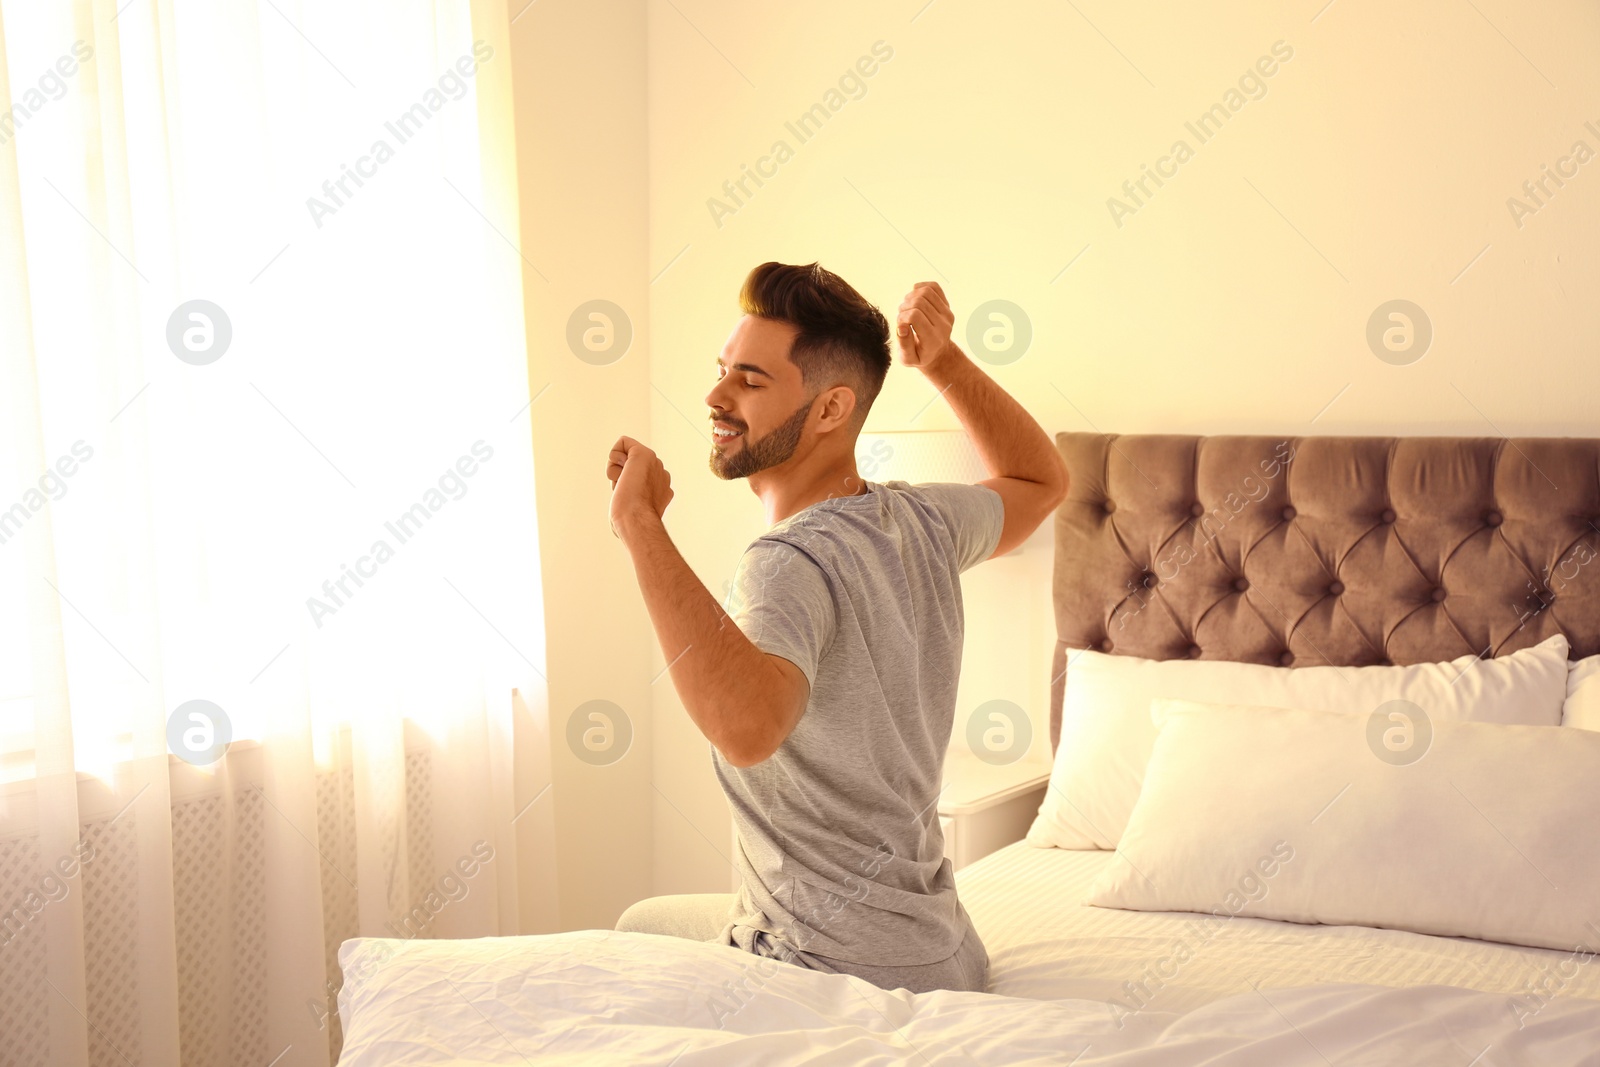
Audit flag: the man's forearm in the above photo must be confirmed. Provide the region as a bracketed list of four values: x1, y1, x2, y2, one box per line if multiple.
[921, 347, 1067, 488]
[614, 511, 783, 762]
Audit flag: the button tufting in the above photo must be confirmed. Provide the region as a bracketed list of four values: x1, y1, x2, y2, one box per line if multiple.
[1485, 511, 1503, 527]
[1381, 508, 1397, 524]
[1281, 506, 1297, 521]
[1233, 577, 1250, 593]
[1099, 638, 1114, 652]
[1190, 502, 1205, 517]
[1140, 571, 1158, 589]
[1187, 644, 1202, 659]
[1327, 580, 1345, 596]
[1278, 651, 1295, 667]
[1431, 587, 1447, 602]
[1103, 499, 1116, 514]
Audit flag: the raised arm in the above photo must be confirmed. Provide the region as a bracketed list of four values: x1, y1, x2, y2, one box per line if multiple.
[895, 282, 1069, 558]
[606, 436, 809, 767]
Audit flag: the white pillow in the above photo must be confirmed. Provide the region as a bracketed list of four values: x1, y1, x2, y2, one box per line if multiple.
[1564, 655, 1600, 731]
[1026, 634, 1571, 850]
[1086, 698, 1600, 954]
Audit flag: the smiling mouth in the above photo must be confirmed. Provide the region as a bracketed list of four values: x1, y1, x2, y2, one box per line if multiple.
[712, 427, 744, 446]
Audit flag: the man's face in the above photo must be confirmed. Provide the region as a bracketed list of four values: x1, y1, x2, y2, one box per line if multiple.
[704, 315, 816, 481]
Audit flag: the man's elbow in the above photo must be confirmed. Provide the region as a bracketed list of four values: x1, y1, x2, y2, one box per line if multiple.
[1045, 469, 1069, 511]
[1034, 463, 1069, 516]
[723, 734, 775, 769]
[1047, 454, 1070, 507]
[720, 711, 780, 769]
[722, 745, 766, 770]
[723, 656, 809, 768]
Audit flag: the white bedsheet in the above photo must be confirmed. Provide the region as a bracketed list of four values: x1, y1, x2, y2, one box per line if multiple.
[956, 840, 1600, 1013]
[334, 930, 1600, 1065]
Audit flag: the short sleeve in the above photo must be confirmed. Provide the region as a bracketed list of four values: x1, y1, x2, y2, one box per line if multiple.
[911, 482, 1006, 572]
[725, 539, 837, 687]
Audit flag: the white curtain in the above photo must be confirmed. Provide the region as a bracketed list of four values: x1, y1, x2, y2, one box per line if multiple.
[0, 1, 550, 1064]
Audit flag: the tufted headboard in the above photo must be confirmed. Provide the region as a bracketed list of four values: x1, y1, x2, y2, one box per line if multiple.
[1048, 433, 1600, 754]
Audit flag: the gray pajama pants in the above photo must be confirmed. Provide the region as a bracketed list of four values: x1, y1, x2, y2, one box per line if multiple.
[614, 892, 990, 995]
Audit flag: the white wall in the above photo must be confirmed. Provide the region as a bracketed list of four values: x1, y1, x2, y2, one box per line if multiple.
[518, 0, 1600, 919]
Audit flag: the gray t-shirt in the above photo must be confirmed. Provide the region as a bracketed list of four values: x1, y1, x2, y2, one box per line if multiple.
[713, 478, 1005, 967]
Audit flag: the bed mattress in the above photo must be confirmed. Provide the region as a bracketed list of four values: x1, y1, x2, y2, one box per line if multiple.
[956, 839, 1600, 1013]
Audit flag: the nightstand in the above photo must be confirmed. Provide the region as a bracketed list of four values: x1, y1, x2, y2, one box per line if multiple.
[937, 748, 1052, 871]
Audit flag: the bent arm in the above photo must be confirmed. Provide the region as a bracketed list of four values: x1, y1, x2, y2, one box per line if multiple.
[921, 348, 1069, 557]
[614, 511, 808, 767]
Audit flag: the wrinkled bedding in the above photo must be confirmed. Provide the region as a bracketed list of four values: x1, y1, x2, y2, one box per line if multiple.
[335, 930, 1600, 1065]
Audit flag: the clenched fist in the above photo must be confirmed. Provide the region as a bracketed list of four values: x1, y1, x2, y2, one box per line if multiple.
[895, 282, 960, 371]
[606, 436, 674, 539]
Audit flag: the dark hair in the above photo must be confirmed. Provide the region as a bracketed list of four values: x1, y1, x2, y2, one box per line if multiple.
[738, 262, 891, 426]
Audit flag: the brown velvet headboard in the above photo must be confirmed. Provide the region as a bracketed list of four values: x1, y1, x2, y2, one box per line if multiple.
[1048, 433, 1600, 754]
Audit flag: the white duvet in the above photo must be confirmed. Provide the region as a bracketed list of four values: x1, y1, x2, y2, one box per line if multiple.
[336, 930, 1600, 1065]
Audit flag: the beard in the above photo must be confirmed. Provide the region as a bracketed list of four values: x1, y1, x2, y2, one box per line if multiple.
[709, 396, 813, 480]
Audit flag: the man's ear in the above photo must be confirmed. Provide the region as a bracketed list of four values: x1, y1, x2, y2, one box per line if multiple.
[815, 384, 858, 432]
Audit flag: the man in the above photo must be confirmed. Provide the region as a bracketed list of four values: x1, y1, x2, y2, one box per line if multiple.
[608, 262, 1068, 995]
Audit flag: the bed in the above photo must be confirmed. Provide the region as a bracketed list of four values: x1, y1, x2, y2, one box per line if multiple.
[336, 433, 1600, 1065]
[958, 842, 1600, 1012]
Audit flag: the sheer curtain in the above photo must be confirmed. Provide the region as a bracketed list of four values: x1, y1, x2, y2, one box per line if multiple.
[0, 1, 548, 1065]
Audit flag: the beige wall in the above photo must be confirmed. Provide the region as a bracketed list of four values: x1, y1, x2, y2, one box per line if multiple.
[518, 0, 1600, 921]
[509, 0, 655, 931]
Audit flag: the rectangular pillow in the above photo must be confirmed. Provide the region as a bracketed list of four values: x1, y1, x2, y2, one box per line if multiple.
[1564, 655, 1600, 730]
[1086, 698, 1600, 954]
[1025, 634, 1571, 850]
